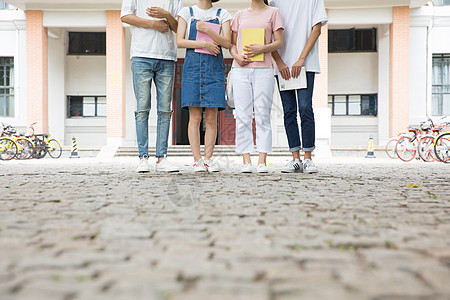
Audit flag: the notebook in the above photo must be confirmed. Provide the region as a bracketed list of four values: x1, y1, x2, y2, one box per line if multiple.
[195, 22, 221, 55]
[242, 28, 265, 62]
[278, 67, 307, 91]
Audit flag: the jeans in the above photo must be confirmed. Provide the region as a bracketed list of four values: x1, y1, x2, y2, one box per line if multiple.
[131, 57, 175, 158]
[276, 72, 316, 152]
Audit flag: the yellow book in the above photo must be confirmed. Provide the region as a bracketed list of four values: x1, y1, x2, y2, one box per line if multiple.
[242, 28, 265, 62]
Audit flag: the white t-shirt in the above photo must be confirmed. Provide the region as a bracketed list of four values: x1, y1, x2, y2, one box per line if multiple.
[121, 0, 182, 61]
[270, 0, 328, 74]
[178, 5, 233, 40]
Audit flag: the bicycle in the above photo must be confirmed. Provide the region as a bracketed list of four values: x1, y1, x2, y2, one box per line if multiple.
[1, 123, 35, 160]
[0, 136, 18, 160]
[27, 122, 63, 159]
[434, 131, 450, 163]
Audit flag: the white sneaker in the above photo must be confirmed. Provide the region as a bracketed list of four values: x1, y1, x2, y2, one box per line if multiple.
[241, 163, 254, 173]
[303, 159, 318, 173]
[193, 159, 208, 172]
[137, 157, 150, 173]
[156, 158, 180, 173]
[281, 159, 303, 173]
[204, 158, 220, 172]
[256, 163, 269, 173]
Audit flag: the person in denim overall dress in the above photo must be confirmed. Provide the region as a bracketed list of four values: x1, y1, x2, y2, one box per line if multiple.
[177, 3, 232, 172]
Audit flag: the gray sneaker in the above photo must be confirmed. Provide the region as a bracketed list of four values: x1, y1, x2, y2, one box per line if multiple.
[281, 159, 303, 173]
[303, 159, 318, 173]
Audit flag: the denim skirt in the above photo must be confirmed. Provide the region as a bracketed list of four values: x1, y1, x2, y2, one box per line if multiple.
[181, 49, 227, 111]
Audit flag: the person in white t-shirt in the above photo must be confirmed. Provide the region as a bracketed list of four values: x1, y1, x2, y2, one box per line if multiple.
[270, 0, 328, 174]
[121, 0, 182, 173]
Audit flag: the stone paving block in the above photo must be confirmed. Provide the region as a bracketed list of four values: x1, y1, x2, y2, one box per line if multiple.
[1, 158, 450, 299]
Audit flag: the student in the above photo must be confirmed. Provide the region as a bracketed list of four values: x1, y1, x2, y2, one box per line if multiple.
[177, 0, 232, 172]
[270, 0, 328, 173]
[121, 0, 182, 173]
[230, 0, 284, 173]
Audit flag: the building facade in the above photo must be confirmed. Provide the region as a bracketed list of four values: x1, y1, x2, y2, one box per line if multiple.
[1, 0, 449, 154]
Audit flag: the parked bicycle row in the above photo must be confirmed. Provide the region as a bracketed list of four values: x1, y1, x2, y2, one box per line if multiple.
[0, 122, 63, 161]
[385, 117, 450, 163]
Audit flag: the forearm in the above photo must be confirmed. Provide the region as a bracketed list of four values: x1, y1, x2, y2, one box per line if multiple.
[298, 23, 322, 62]
[271, 50, 285, 66]
[206, 30, 231, 50]
[177, 38, 208, 49]
[230, 45, 240, 59]
[166, 14, 178, 33]
[261, 39, 283, 54]
[121, 14, 153, 28]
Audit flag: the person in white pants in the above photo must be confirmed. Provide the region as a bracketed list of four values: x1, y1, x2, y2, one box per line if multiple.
[230, 0, 284, 173]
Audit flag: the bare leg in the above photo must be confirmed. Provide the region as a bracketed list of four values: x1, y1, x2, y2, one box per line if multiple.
[292, 150, 301, 161]
[258, 152, 267, 165]
[304, 151, 312, 160]
[188, 107, 203, 162]
[204, 108, 218, 160]
[243, 153, 251, 165]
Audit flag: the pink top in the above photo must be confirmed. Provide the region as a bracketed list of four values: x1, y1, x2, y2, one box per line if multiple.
[231, 6, 284, 69]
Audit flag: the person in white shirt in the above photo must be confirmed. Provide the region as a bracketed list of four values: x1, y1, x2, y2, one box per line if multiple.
[270, 0, 328, 174]
[121, 0, 182, 173]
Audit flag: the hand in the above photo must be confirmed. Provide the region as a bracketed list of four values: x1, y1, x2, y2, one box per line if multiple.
[204, 42, 220, 56]
[243, 44, 265, 58]
[235, 54, 252, 67]
[146, 7, 169, 19]
[196, 20, 210, 34]
[277, 61, 291, 81]
[291, 58, 305, 79]
[151, 20, 169, 33]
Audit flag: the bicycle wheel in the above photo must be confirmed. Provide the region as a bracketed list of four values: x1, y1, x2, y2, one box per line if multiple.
[32, 138, 47, 159]
[47, 138, 62, 159]
[396, 136, 417, 162]
[0, 137, 18, 160]
[15, 138, 34, 160]
[417, 135, 436, 162]
[386, 138, 399, 159]
[434, 133, 450, 163]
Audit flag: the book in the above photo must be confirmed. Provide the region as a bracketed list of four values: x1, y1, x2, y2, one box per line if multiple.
[242, 28, 265, 62]
[278, 67, 307, 91]
[195, 22, 221, 55]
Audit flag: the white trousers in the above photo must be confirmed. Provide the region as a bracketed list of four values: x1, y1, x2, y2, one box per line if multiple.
[232, 68, 274, 154]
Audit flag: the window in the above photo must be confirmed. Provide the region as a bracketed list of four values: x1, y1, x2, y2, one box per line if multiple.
[68, 32, 106, 55]
[433, 0, 450, 6]
[329, 28, 377, 52]
[68, 96, 106, 117]
[432, 54, 450, 116]
[328, 94, 377, 116]
[0, 1, 14, 9]
[0, 57, 14, 117]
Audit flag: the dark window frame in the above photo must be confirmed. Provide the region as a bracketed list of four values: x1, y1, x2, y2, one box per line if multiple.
[67, 96, 106, 118]
[0, 57, 14, 117]
[328, 94, 378, 116]
[68, 32, 106, 55]
[432, 54, 450, 116]
[328, 28, 377, 52]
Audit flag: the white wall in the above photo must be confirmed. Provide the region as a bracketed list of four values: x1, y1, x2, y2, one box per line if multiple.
[409, 26, 428, 125]
[48, 30, 66, 144]
[329, 53, 378, 94]
[328, 52, 379, 145]
[65, 54, 107, 146]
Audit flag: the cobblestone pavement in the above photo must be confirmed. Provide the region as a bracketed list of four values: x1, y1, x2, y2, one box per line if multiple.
[0, 156, 449, 300]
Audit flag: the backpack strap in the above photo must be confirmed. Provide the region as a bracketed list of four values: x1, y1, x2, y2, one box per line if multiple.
[216, 8, 222, 19]
[189, 6, 194, 17]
